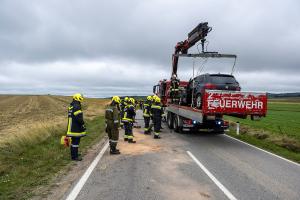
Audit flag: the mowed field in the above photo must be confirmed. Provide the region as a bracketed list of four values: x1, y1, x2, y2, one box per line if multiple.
[0, 95, 108, 145]
[225, 97, 300, 162]
[0, 95, 109, 199]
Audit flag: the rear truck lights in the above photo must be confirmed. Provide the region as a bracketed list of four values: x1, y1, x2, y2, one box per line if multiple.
[183, 119, 193, 125]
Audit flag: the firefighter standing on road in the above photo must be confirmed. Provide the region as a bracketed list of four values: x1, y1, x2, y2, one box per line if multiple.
[143, 96, 152, 134]
[105, 96, 121, 155]
[67, 93, 86, 161]
[120, 97, 128, 129]
[151, 96, 163, 139]
[122, 98, 136, 143]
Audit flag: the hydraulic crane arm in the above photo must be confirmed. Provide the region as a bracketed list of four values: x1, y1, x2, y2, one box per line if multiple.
[171, 22, 212, 77]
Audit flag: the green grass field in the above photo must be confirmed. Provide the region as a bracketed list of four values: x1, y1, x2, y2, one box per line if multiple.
[225, 97, 300, 162]
[0, 116, 105, 200]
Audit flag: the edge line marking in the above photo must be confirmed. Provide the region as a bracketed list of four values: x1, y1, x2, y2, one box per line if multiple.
[66, 141, 109, 200]
[224, 134, 300, 167]
[187, 151, 238, 200]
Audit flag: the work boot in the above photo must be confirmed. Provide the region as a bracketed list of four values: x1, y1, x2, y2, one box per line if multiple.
[144, 131, 151, 135]
[128, 139, 136, 143]
[154, 135, 161, 139]
[110, 149, 121, 155]
[72, 157, 82, 161]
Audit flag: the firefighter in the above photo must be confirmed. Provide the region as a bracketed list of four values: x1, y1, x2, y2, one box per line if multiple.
[148, 95, 158, 133]
[170, 74, 180, 103]
[151, 96, 163, 139]
[143, 96, 152, 134]
[122, 98, 136, 143]
[105, 96, 121, 154]
[67, 93, 86, 161]
[120, 97, 128, 128]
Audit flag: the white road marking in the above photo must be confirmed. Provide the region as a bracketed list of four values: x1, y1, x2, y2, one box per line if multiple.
[66, 141, 109, 200]
[187, 151, 238, 200]
[224, 134, 300, 167]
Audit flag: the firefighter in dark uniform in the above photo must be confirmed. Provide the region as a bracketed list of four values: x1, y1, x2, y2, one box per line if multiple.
[170, 74, 180, 103]
[122, 98, 136, 143]
[143, 96, 153, 134]
[105, 96, 121, 154]
[120, 97, 128, 128]
[151, 96, 163, 139]
[67, 93, 86, 161]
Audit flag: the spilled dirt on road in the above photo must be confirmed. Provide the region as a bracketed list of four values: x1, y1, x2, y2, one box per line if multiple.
[118, 130, 162, 155]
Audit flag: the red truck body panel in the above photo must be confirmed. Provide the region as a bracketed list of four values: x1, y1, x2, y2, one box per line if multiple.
[202, 90, 267, 116]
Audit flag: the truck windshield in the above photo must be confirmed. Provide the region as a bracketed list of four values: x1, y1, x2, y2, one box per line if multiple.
[210, 75, 237, 84]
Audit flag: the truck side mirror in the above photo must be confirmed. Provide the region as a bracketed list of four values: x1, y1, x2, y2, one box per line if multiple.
[153, 85, 157, 94]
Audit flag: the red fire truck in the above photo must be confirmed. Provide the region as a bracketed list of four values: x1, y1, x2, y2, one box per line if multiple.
[153, 22, 267, 133]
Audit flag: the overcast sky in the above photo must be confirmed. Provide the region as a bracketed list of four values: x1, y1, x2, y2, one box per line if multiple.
[0, 0, 299, 97]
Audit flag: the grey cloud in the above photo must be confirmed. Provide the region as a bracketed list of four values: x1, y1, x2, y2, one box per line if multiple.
[0, 0, 299, 95]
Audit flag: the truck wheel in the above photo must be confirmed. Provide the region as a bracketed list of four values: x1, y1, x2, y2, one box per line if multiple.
[196, 94, 202, 109]
[173, 115, 181, 133]
[167, 112, 174, 129]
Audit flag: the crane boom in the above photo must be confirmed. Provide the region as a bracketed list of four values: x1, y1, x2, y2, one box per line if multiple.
[171, 22, 212, 77]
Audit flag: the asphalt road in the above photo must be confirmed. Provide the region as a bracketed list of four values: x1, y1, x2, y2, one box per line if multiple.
[67, 110, 300, 200]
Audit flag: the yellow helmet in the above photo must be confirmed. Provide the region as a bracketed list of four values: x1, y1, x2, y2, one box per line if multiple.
[147, 95, 153, 101]
[129, 98, 135, 104]
[73, 93, 84, 102]
[152, 95, 158, 102]
[124, 97, 129, 102]
[155, 97, 161, 103]
[112, 96, 121, 104]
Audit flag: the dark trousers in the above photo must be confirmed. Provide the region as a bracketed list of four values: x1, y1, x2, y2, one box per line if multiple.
[144, 117, 150, 132]
[153, 117, 161, 136]
[70, 137, 81, 159]
[124, 122, 133, 139]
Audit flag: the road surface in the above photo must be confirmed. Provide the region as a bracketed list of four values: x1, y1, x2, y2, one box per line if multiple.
[65, 110, 300, 200]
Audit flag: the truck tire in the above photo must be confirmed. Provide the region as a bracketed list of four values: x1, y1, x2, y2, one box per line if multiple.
[167, 112, 174, 129]
[173, 115, 182, 133]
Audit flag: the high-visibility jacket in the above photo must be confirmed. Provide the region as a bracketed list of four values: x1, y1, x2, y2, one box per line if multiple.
[67, 100, 86, 137]
[151, 103, 164, 119]
[105, 103, 120, 128]
[122, 104, 135, 122]
[120, 100, 127, 112]
[143, 101, 152, 118]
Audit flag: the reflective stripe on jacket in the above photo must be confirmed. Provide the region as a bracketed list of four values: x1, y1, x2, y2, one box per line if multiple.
[67, 100, 86, 137]
[105, 104, 120, 127]
[151, 103, 163, 119]
[143, 102, 151, 117]
[122, 104, 135, 122]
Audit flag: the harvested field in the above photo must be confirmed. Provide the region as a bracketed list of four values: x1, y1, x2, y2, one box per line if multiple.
[0, 95, 109, 144]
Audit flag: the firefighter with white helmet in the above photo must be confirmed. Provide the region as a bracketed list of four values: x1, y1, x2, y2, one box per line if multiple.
[105, 96, 121, 154]
[67, 93, 86, 161]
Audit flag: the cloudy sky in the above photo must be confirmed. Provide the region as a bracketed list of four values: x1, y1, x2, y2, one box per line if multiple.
[0, 0, 299, 97]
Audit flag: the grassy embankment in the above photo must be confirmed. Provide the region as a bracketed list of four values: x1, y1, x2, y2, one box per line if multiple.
[225, 98, 300, 163]
[0, 96, 108, 200]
